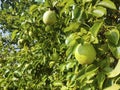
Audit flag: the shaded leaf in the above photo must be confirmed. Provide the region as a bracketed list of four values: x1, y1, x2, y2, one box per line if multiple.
[105, 29, 119, 45]
[97, 72, 105, 89]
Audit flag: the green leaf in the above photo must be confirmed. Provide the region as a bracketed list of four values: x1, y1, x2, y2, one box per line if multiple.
[66, 61, 76, 69]
[53, 81, 63, 86]
[83, 0, 92, 3]
[64, 22, 80, 32]
[85, 64, 97, 72]
[72, 5, 81, 19]
[66, 46, 75, 58]
[98, 0, 117, 10]
[61, 86, 68, 90]
[104, 84, 120, 90]
[29, 4, 38, 14]
[35, 0, 44, 3]
[108, 60, 120, 78]
[97, 72, 105, 89]
[92, 6, 106, 17]
[44, 0, 52, 7]
[77, 8, 84, 21]
[105, 29, 119, 45]
[78, 66, 98, 82]
[11, 30, 18, 41]
[90, 20, 103, 37]
[108, 43, 120, 59]
[65, 33, 79, 46]
[60, 0, 74, 15]
[59, 64, 66, 72]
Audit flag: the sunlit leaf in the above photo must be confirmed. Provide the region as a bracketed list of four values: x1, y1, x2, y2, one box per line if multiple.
[104, 84, 120, 90]
[108, 60, 120, 78]
[72, 5, 81, 19]
[53, 81, 63, 86]
[29, 4, 38, 14]
[83, 0, 92, 3]
[60, 0, 74, 15]
[98, 0, 117, 10]
[11, 30, 18, 41]
[90, 20, 103, 37]
[93, 6, 107, 17]
[64, 22, 80, 32]
[35, 0, 44, 3]
[66, 61, 76, 69]
[78, 66, 98, 82]
[66, 46, 74, 58]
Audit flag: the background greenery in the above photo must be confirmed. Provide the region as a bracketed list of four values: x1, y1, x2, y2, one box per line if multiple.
[0, 0, 120, 90]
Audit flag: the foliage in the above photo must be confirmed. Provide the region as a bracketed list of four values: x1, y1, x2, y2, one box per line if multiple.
[0, 0, 120, 89]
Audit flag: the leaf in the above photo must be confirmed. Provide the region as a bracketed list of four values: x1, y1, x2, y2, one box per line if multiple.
[77, 8, 84, 21]
[64, 22, 80, 32]
[65, 33, 78, 46]
[66, 46, 75, 58]
[83, 0, 92, 3]
[11, 30, 18, 41]
[44, 0, 52, 7]
[59, 64, 66, 72]
[104, 84, 120, 90]
[106, 29, 119, 45]
[35, 0, 44, 3]
[108, 43, 120, 59]
[108, 60, 120, 78]
[97, 72, 105, 89]
[85, 64, 97, 72]
[60, 0, 74, 15]
[61, 86, 68, 90]
[53, 81, 63, 86]
[72, 5, 81, 19]
[71, 74, 77, 82]
[66, 61, 76, 69]
[98, 0, 116, 10]
[29, 5, 38, 14]
[90, 20, 103, 37]
[78, 66, 98, 82]
[92, 6, 106, 17]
